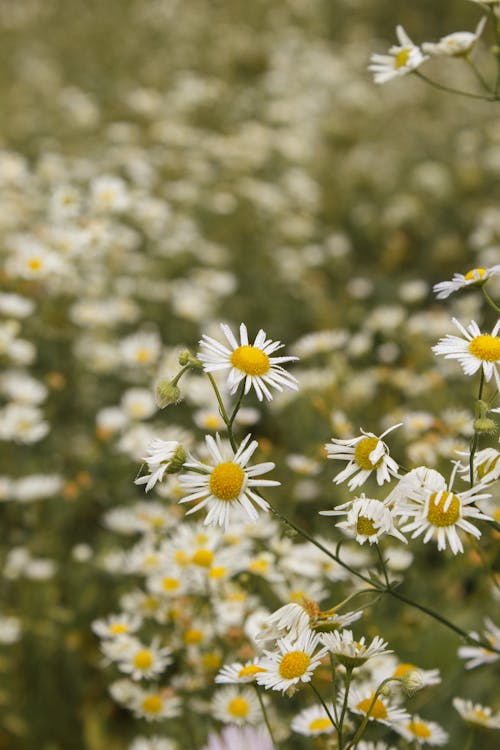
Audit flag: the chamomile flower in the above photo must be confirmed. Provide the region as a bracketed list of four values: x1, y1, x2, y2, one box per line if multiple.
[369, 26, 428, 84]
[396, 468, 492, 554]
[256, 630, 328, 693]
[432, 318, 500, 392]
[118, 638, 173, 681]
[132, 688, 181, 722]
[462, 447, 500, 484]
[135, 439, 185, 492]
[325, 425, 401, 491]
[453, 697, 500, 729]
[215, 660, 268, 684]
[291, 705, 336, 736]
[422, 16, 487, 57]
[212, 686, 261, 725]
[198, 323, 298, 401]
[321, 630, 391, 669]
[458, 618, 500, 669]
[255, 602, 313, 643]
[92, 613, 142, 639]
[200, 726, 274, 750]
[347, 685, 410, 727]
[394, 715, 449, 745]
[433, 265, 500, 298]
[320, 495, 407, 545]
[179, 434, 279, 529]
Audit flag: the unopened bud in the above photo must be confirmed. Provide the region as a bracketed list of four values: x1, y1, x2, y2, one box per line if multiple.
[155, 380, 182, 408]
[166, 445, 186, 474]
[178, 350, 203, 368]
[474, 417, 497, 435]
[400, 669, 424, 697]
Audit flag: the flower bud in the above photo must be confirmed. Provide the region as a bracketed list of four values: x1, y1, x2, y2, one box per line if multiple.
[155, 380, 182, 408]
[400, 669, 424, 697]
[166, 445, 186, 474]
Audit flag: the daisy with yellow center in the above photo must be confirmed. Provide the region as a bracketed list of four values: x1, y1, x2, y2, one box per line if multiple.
[256, 630, 328, 693]
[92, 613, 142, 639]
[453, 697, 500, 729]
[215, 660, 268, 684]
[394, 714, 449, 746]
[198, 322, 298, 401]
[291, 705, 336, 736]
[347, 685, 409, 727]
[320, 494, 407, 545]
[396, 465, 491, 555]
[179, 434, 279, 530]
[458, 617, 500, 669]
[118, 638, 173, 681]
[434, 266, 500, 299]
[211, 686, 261, 726]
[433, 318, 500, 392]
[369, 26, 428, 84]
[325, 424, 401, 491]
[132, 688, 181, 722]
[321, 629, 391, 669]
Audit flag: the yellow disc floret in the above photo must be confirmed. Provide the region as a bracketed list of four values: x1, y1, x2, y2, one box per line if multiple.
[408, 720, 431, 739]
[230, 345, 270, 376]
[278, 650, 311, 680]
[468, 335, 500, 362]
[162, 577, 180, 591]
[356, 515, 378, 536]
[228, 697, 249, 718]
[191, 549, 214, 567]
[356, 696, 388, 720]
[109, 623, 128, 634]
[142, 695, 162, 714]
[394, 48, 410, 69]
[427, 491, 460, 527]
[133, 650, 153, 670]
[209, 462, 245, 500]
[464, 268, 487, 281]
[238, 665, 267, 678]
[309, 718, 333, 732]
[354, 437, 383, 470]
[393, 662, 416, 677]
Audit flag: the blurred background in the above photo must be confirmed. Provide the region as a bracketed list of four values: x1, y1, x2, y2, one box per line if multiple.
[1, 0, 499, 748]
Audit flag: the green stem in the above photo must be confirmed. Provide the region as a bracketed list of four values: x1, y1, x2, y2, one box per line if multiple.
[329, 653, 340, 726]
[206, 373, 237, 451]
[310, 682, 338, 732]
[228, 381, 246, 429]
[254, 685, 277, 748]
[465, 57, 494, 94]
[337, 668, 354, 750]
[375, 543, 391, 589]
[170, 363, 192, 387]
[345, 677, 396, 749]
[464, 728, 475, 750]
[469, 370, 485, 487]
[482, 285, 500, 314]
[492, 8, 500, 97]
[413, 70, 497, 100]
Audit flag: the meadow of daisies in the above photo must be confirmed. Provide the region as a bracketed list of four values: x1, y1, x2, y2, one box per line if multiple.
[1, 1, 500, 749]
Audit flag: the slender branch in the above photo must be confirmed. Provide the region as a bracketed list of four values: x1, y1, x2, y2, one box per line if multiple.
[465, 57, 494, 94]
[375, 543, 391, 589]
[482, 285, 500, 314]
[206, 373, 237, 451]
[254, 685, 277, 748]
[310, 682, 338, 732]
[469, 370, 485, 487]
[413, 69, 497, 100]
[337, 668, 354, 750]
[228, 381, 246, 428]
[345, 677, 397, 750]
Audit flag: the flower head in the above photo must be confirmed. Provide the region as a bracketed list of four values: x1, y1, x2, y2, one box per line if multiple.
[458, 618, 500, 669]
[422, 16, 487, 57]
[198, 323, 298, 401]
[433, 318, 500, 392]
[200, 726, 275, 750]
[212, 686, 261, 725]
[347, 685, 409, 727]
[453, 697, 500, 729]
[320, 494, 407, 545]
[320, 629, 391, 669]
[325, 424, 401, 491]
[433, 265, 500, 298]
[369, 26, 428, 84]
[291, 704, 336, 736]
[179, 434, 279, 529]
[135, 439, 185, 492]
[394, 715, 449, 745]
[256, 630, 328, 693]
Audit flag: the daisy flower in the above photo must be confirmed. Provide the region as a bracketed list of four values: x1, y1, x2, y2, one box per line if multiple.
[291, 704, 336, 736]
[178, 434, 278, 529]
[396, 467, 492, 554]
[256, 630, 328, 693]
[215, 660, 268, 684]
[453, 697, 500, 729]
[198, 322, 298, 401]
[325, 425, 401, 491]
[461, 447, 500, 484]
[132, 688, 182, 722]
[433, 265, 500, 299]
[200, 726, 274, 750]
[458, 618, 500, 669]
[118, 638, 173, 681]
[135, 439, 185, 492]
[432, 318, 500, 392]
[369, 26, 428, 84]
[320, 495, 407, 545]
[320, 630, 391, 669]
[255, 602, 313, 643]
[92, 613, 142, 639]
[211, 686, 261, 726]
[347, 685, 409, 727]
[394, 715, 449, 745]
[422, 16, 487, 57]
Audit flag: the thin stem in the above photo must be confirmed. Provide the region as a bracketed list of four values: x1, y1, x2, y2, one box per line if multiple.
[482, 285, 500, 314]
[465, 57, 493, 94]
[469, 370, 485, 487]
[464, 729, 475, 750]
[206, 373, 237, 451]
[329, 653, 340, 726]
[228, 381, 246, 429]
[337, 668, 354, 750]
[413, 70, 497, 100]
[375, 543, 391, 589]
[254, 685, 277, 748]
[310, 682, 338, 731]
[345, 677, 396, 750]
[170, 363, 192, 387]
[492, 8, 500, 97]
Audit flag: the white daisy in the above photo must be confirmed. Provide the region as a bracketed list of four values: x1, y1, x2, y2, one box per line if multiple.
[320, 630, 391, 669]
[460, 447, 500, 484]
[92, 613, 142, 639]
[432, 318, 500, 392]
[369, 26, 428, 84]
[118, 638, 173, 681]
[347, 685, 410, 727]
[132, 688, 182, 722]
[198, 322, 298, 401]
[394, 715, 449, 745]
[458, 618, 500, 669]
[291, 704, 336, 736]
[320, 495, 407, 545]
[256, 630, 328, 693]
[129, 737, 176, 750]
[453, 697, 500, 729]
[211, 686, 261, 725]
[135, 439, 185, 492]
[215, 660, 268, 684]
[200, 726, 274, 750]
[178, 434, 279, 529]
[433, 265, 500, 299]
[422, 16, 487, 57]
[255, 602, 313, 643]
[325, 425, 401, 491]
[396, 468, 491, 554]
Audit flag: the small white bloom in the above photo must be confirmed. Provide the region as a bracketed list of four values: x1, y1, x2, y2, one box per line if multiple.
[320, 494, 407, 545]
[422, 16, 487, 57]
[321, 629, 391, 668]
[458, 618, 500, 669]
[347, 685, 410, 727]
[394, 714, 449, 745]
[432, 318, 500, 392]
[211, 686, 261, 725]
[135, 439, 183, 492]
[369, 26, 428, 84]
[325, 425, 401, 491]
[291, 704, 336, 736]
[215, 660, 268, 684]
[433, 265, 500, 298]
[117, 638, 173, 681]
[453, 697, 500, 728]
[256, 630, 328, 693]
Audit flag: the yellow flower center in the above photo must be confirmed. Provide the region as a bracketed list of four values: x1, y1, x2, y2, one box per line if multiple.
[230, 345, 270, 376]
[354, 437, 383, 470]
[394, 48, 410, 69]
[477, 454, 500, 480]
[278, 650, 311, 680]
[238, 665, 267, 678]
[162, 577, 180, 591]
[209, 462, 245, 500]
[175, 550, 190, 566]
[473, 708, 490, 722]
[356, 696, 388, 720]
[309, 718, 333, 732]
[209, 566, 227, 579]
[393, 662, 416, 677]
[135, 347, 152, 363]
[249, 558, 268, 574]
[427, 491, 460, 527]
[464, 268, 487, 281]
[133, 650, 153, 670]
[191, 549, 214, 567]
[356, 515, 378, 536]
[408, 720, 431, 739]
[184, 628, 203, 645]
[109, 623, 128, 634]
[142, 695, 162, 714]
[468, 334, 500, 362]
[202, 652, 222, 670]
[28, 258, 42, 271]
[204, 414, 222, 429]
[228, 697, 249, 718]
